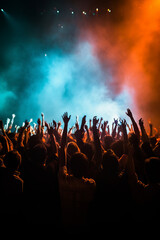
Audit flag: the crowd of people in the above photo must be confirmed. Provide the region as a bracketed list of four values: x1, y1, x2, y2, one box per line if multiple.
[0, 108, 160, 230]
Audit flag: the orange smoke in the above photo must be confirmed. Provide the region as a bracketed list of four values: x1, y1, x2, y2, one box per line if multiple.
[80, 0, 160, 127]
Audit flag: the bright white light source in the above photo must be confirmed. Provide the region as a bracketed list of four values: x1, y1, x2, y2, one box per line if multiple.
[45, 53, 47, 57]
[82, 11, 87, 15]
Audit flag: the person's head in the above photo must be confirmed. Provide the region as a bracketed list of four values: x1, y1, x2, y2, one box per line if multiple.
[128, 132, 139, 146]
[67, 141, 80, 158]
[145, 157, 160, 184]
[27, 135, 43, 149]
[110, 140, 124, 158]
[103, 135, 114, 150]
[30, 143, 47, 165]
[102, 149, 119, 177]
[82, 142, 94, 162]
[70, 152, 89, 178]
[7, 133, 18, 147]
[4, 150, 21, 172]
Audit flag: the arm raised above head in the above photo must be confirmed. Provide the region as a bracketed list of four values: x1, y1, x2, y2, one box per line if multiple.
[59, 112, 71, 167]
[126, 108, 140, 144]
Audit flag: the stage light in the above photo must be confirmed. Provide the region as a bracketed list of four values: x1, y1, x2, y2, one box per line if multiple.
[96, 8, 99, 12]
[57, 10, 60, 14]
[45, 53, 47, 57]
[108, 9, 111, 13]
[1, 9, 4, 12]
[71, 11, 74, 15]
[82, 11, 87, 15]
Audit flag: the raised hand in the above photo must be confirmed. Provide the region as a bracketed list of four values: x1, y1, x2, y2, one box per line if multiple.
[125, 108, 133, 118]
[75, 122, 79, 130]
[45, 121, 49, 129]
[113, 118, 118, 125]
[84, 124, 88, 131]
[53, 120, 57, 129]
[62, 112, 71, 125]
[139, 117, 149, 143]
[93, 116, 99, 128]
[57, 121, 61, 128]
[101, 120, 108, 131]
[81, 115, 86, 130]
[120, 119, 127, 127]
[139, 118, 144, 127]
[82, 115, 86, 126]
[10, 113, 16, 127]
[125, 108, 140, 143]
[37, 118, 41, 125]
[24, 120, 30, 128]
[61, 112, 71, 150]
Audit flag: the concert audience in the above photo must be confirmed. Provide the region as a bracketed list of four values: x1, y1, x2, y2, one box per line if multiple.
[0, 108, 160, 229]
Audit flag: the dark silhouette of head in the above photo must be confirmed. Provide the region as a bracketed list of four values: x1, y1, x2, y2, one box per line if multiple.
[82, 142, 94, 162]
[103, 135, 114, 150]
[70, 152, 89, 178]
[27, 135, 43, 149]
[102, 149, 119, 177]
[4, 150, 21, 172]
[30, 143, 47, 165]
[67, 141, 80, 157]
[128, 132, 139, 146]
[110, 140, 124, 158]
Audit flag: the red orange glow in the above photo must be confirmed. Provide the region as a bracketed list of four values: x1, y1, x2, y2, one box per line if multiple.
[79, 0, 160, 125]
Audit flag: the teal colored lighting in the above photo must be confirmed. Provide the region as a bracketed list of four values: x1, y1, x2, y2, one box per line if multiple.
[1, 9, 4, 12]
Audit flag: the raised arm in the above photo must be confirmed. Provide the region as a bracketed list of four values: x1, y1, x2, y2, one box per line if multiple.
[41, 112, 45, 136]
[8, 114, 16, 132]
[98, 117, 103, 131]
[120, 119, 129, 154]
[92, 116, 102, 169]
[59, 112, 71, 167]
[75, 115, 86, 151]
[148, 120, 153, 137]
[17, 120, 29, 148]
[37, 118, 41, 135]
[126, 108, 140, 144]
[101, 120, 108, 141]
[139, 118, 149, 143]
[61, 112, 71, 149]
[80, 115, 86, 131]
[139, 118, 154, 158]
[84, 124, 91, 142]
[112, 118, 118, 139]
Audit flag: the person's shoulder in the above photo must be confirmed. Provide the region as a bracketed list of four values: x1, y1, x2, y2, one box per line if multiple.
[13, 171, 24, 183]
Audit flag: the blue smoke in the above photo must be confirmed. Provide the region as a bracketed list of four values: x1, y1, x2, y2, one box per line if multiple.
[0, 16, 132, 127]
